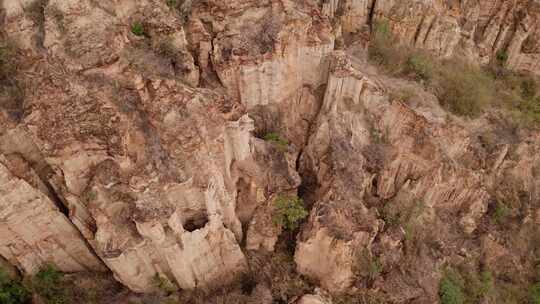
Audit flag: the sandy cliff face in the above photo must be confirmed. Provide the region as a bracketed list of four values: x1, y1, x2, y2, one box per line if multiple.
[327, 0, 540, 74]
[0, 0, 539, 303]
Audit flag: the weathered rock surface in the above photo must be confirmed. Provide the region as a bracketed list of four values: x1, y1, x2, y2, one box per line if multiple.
[297, 293, 329, 304]
[327, 0, 540, 75]
[0, 0, 539, 303]
[0, 158, 105, 274]
[294, 52, 539, 300]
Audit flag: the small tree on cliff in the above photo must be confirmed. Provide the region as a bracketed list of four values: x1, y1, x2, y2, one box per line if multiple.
[272, 195, 308, 230]
[0, 268, 30, 304]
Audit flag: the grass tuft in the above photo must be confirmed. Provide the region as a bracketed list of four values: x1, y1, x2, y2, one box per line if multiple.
[263, 132, 289, 151]
[131, 22, 145, 36]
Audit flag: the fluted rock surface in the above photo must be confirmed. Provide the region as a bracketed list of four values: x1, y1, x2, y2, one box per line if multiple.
[326, 0, 540, 75]
[0, 158, 105, 274]
[0, 0, 539, 302]
[294, 52, 539, 300]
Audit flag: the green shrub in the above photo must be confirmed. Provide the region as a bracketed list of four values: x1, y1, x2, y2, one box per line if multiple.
[83, 190, 97, 202]
[381, 200, 424, 228]
[490, 71, 540, 127]
[369, 20, 432, 81]
[368, 259, 383, 280]
[478, 271, 494, 298]
[0, 268, 30, 304]
[354, 248, 383, 283]
[439, 268, 466, 304]
[530, 282, 540, 304]
[439, 267, 496, 304]
[493, 201, 511, 223]
[273, 195, 308, 230]
[263, 132, 289, 151]
[166, 0, 178, 8]
[29, 265, 70, 304]
[131, 22, 145, 36]
[465, 270, 494, 301]
[405, 53, 434, 81]
[496, 50, 509, 64]
[373, 20, 391, 38]
[153, 274, 176, 293]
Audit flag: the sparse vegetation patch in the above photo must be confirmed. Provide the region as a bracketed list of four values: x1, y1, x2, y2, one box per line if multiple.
[496, 49, 509, 64]
[368, 21, 540, 122]
[493, 200, 511, 223]
[27, 265, 71, 304]
[530, 282, 540, 304]
[263, 132, 289, 151]
[153, 274, 176, 294]
[131, 22, 145, 36]
[439, 266, 496, 304]
[0, 268, 30, 304]
[272, 195, 308, 230]
[439, 268, 466, 304]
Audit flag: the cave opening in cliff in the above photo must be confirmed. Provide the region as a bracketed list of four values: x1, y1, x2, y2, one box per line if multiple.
[182, 212, 209, 232]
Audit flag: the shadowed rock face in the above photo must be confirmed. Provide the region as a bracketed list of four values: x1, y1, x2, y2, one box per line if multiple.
[0, 0, 539, 302]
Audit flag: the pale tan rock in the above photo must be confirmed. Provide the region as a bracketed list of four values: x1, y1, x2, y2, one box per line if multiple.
[0, 160, 106, 274]
[298, 294, 328, 304]
[246, 199, 281, 252]
[1, 0, 539, 299]
[322, 0, 371, 35]
[295, 229, 358, 292]
[364, 0, 540, 75]
[295, 202, 380, 292]
[107, 212, 248, 292]
[295, 53, 496, 296]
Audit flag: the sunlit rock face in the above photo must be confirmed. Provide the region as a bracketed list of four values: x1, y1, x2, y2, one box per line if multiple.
[0, 0, 539, 301]
[0, 158, 106, 274]
[324, 0, 540, 75]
